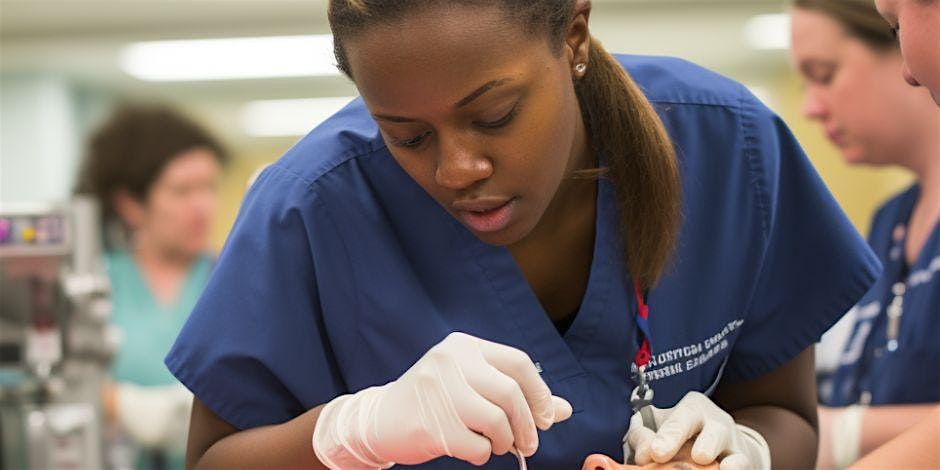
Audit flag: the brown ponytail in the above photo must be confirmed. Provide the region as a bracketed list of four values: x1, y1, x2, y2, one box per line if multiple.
[330, 1, 682, 290]
[575, 41, 682, 290]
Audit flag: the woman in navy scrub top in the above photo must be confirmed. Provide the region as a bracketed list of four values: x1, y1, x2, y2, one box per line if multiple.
[791, 1, 940, 468]
[168, 1, 880, 468]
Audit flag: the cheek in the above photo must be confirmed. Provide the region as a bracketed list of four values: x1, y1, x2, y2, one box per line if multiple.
[904, 27, 940, 89]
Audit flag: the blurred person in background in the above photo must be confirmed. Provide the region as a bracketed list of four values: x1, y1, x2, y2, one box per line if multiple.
[790, 1, 940, 468]
[873, 0, 940, 106]
[75, 104, 228, 469]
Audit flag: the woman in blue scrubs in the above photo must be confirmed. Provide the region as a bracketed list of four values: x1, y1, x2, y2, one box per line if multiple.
[790, 1, 940, 468]
[168, 1, 880, 468]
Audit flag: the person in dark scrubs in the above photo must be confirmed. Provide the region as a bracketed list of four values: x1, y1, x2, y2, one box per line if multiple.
[790, 1, 940, 468]
[166, 1, 880, 468]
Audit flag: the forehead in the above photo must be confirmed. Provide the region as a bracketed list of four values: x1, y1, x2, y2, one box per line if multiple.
[343, 3, 557, 113]
[791, 8, 850, 58]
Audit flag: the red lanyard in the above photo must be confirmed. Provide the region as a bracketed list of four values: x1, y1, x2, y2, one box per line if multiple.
[633, 280, 652, 368]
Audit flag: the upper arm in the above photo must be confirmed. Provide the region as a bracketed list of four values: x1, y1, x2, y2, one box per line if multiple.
[186, 397, 239, 470]
[712, 346, 818, 431]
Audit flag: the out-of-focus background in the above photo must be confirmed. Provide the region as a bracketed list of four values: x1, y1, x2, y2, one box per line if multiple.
[1, 0, 912, 245]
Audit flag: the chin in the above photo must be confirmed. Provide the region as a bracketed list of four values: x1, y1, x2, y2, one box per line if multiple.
[469, 216, 538, 247]
[840, 148, 870, 166]
[471, 226, 525, 247]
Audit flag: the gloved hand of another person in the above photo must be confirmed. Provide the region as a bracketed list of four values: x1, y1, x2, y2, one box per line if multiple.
[313, 332, 573, 469]
[114, 382, 193, 450]
[624, 391, 770, 470]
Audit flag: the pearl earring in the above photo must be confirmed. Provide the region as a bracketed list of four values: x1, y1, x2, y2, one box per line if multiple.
[575, 63, 587, 74]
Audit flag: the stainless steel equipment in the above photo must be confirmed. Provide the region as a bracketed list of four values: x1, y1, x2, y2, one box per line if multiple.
[1, 197, 114, 470]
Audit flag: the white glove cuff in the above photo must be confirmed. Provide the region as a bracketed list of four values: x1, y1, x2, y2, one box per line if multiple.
[832, 404, 865, 469]
[313, 388, 393, 470]
[736, 423, 771, 470]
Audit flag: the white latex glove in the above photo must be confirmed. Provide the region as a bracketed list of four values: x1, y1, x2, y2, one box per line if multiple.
[313, 332, 573, 469]
[115, 382, 193, 450]
[624, 391, 770, 470]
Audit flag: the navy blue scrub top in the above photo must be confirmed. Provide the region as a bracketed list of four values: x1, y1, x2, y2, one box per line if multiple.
[826, 185, 940, 407]
[166, 55, 880, 468]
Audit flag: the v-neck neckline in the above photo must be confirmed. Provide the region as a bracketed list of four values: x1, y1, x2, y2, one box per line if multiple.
[457, 176, 634, 385]
[119, 250, 205, 313]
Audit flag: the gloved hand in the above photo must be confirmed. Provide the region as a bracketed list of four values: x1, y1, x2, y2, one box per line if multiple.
[114, 382, 193, 450]
[624, 391, 770, 470]
[312, 332, 573, 469]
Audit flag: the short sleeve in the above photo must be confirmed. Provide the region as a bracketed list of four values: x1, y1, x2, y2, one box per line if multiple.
[723, 95, 882, 382]
[165, 165, 346, 429]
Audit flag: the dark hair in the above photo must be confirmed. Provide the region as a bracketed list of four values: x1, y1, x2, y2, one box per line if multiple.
[329, 0, 682, 290]
[75, 104, 228, 233]
[794, 0, 898, 52]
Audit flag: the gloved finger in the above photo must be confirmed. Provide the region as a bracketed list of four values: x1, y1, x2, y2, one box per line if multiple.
[446, 424, 496, 467]
[464, 362, 538, 456]
[718, 452, 751, 470]
[626, 412, 657, 465]
[651, 404, 703, 463]
[691, 418, 730, 465]
[477, 339, 556, 430]
[551, 395, 573, 423]
[449, 381, 515, 457]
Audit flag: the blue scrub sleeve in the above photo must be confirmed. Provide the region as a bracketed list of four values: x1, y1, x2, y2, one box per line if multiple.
[165, 165, 347, 430]
[723, 97, 882, 382]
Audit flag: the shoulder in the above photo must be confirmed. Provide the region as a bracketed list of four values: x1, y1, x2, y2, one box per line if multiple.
[873, 184, 919, 223]
[615, 54, 751, 108]
[262, 97, 387, 191]
[867, 184, 920, 240]
[241, 98, 393, 214]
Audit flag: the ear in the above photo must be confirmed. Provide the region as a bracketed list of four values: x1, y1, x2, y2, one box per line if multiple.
[111, 188, 146, 231]
[566, 0, 592, 74]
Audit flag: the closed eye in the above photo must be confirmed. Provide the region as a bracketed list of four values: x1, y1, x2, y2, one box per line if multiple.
[390, 131, 432, 149]
[474, 102, 519, 129]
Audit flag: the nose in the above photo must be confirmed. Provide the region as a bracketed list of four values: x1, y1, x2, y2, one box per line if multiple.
[434, 133, 493, 190]
[581, 454, 620, 470]
[801, 87, 828, 121]
[902, 61, 921, 87]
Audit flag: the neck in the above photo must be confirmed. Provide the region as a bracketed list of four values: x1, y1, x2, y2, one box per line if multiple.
[909, 130, 940, 209]
[130, 232, 195, 273]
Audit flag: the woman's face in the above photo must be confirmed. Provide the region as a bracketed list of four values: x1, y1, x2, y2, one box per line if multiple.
[790, 7, 936, 166]
[876, 0, 940, 105]
[344, 3, 591, 247]
[123, 147, 222, 258]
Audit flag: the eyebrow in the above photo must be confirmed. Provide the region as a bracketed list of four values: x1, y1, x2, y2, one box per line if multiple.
[371, 77, 513, 123]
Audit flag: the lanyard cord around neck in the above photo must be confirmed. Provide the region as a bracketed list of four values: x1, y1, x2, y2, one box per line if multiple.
[633, 280, 652, 369]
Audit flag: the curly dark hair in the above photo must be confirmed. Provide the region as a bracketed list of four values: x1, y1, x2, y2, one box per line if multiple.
[74, 103, 228, 232]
